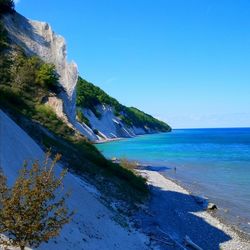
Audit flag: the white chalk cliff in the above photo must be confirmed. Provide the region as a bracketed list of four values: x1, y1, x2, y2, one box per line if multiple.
[3, 12, 170, 142]
[3, 12, 78, 123]
[81, 104, 157, 141]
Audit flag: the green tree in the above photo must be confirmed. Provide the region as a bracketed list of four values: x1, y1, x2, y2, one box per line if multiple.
[36, 63, 59, 90]
[10, 52, 59, 92]
[0, 153, 73, 250]
[11, 54, 40, 90]
[0, 0, 15, 15]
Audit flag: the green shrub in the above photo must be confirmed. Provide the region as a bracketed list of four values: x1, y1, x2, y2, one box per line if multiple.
[76, 77, 118, 118]
[0, 85, 28, 110]
[106, 161, 148, 194]
[0, 153, 72, 250]
[36, 63, 59, 90]
[34, 104, 74, 137]
[35, 104, 56, 118]
[76, 77, 119, 109]
[5, 50, 59, 94]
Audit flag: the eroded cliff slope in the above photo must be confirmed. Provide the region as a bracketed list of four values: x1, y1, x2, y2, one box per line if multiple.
[0, 110, 149, 250]
[3, 12, 171, 141]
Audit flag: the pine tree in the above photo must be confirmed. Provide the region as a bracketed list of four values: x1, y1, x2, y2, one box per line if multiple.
[0, 153, 73, 250]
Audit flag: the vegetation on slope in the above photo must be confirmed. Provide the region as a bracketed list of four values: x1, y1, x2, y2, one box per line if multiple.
[76, 77, 171, 132]
[0, 153, 72, 250]
[0, 14, 148, 204]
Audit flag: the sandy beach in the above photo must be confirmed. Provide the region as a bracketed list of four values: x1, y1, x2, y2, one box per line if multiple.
[135, 168, 250, 250]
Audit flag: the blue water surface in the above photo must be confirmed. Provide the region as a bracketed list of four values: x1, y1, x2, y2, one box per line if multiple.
[96, 128, 250, 233]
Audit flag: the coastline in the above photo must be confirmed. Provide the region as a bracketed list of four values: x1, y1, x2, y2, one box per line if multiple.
[94, 131, 170, 144]
[94, 137, 124, 144]
[95, 132, 250, 248]
[135, 167, 250, 249]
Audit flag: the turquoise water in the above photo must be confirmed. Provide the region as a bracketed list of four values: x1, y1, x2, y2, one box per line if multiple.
[96, 128, 250, 233]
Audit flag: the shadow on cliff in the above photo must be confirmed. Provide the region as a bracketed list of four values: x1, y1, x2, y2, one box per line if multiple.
[4, 12, 50, 56]
[136, 170, 232, 249]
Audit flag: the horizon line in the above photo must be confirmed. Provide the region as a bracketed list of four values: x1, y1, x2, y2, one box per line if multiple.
[172, 126, 250, 130]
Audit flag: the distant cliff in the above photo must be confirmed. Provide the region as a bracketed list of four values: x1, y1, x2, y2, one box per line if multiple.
[76, 77, 171, 141]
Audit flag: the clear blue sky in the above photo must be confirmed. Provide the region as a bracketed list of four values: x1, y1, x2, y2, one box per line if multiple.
[15, 0, 250, 128]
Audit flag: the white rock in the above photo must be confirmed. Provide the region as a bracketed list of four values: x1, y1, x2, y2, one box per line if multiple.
[3, 13, 78, 122]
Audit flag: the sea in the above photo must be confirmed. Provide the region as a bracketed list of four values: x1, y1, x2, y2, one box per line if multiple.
[96, 128, 250, 234]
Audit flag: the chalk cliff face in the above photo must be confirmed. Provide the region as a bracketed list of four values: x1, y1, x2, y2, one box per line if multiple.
[3, 12, 78, 122]
[3, 12, 171, 142]
[81, 104, 159, 141]
[75, 78, 171, 141]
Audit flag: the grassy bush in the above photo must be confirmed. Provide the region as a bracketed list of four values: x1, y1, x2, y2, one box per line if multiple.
[34, 105, 74, 137]
[109, 161, 147, 193]
[36, 63, 59, 90]
[0, 85, 24, 105]
[120, 159, 138, 173]
[0, 153, 72, 250]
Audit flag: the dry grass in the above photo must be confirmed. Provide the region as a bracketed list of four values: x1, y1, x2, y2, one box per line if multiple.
[119, 158, 139, 174]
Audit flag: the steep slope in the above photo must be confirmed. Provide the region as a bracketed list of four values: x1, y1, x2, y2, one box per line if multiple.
[0, 7, 162, 249]
[0, 110, 149, 250]
[0, 6, 159, 249]
[3, 12, 78, 123]
[76, 77, 171, 141]
[2, 12, 171, 142]
[0, 10, 149, 202]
